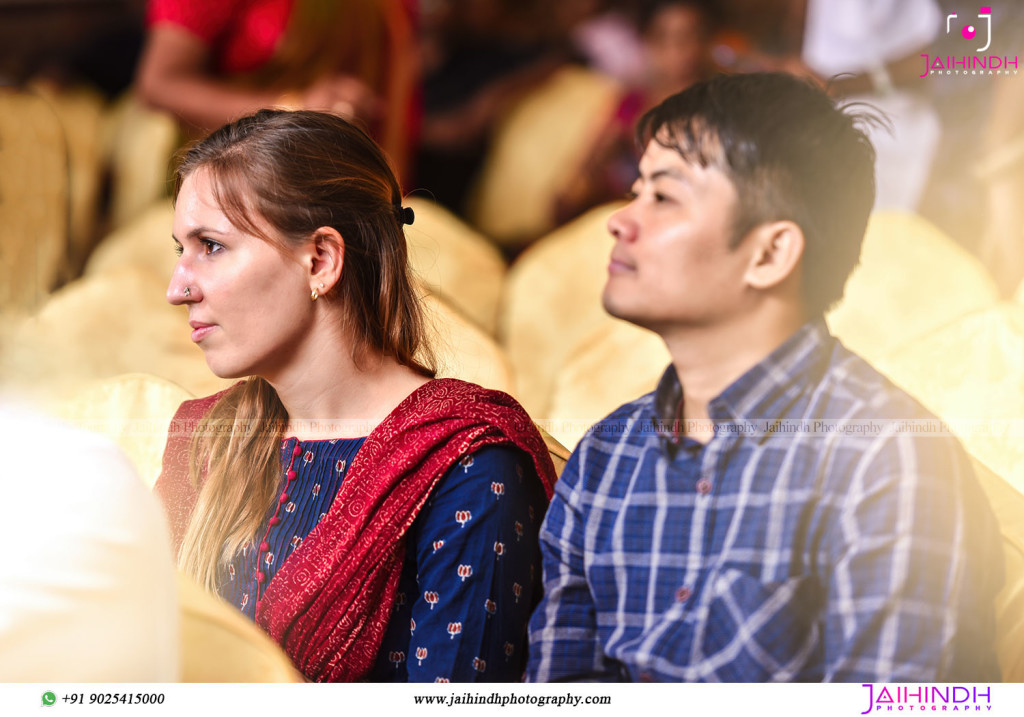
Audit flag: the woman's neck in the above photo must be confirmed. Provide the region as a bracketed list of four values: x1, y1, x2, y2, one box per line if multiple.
[271, 351, 431, 440]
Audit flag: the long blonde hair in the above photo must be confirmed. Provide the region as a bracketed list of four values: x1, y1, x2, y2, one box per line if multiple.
[174, 110, 434, 589]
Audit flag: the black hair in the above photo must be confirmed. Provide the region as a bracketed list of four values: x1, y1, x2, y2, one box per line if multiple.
[637, 72, 878, 316]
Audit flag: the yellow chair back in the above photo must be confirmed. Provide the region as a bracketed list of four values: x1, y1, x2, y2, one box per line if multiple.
[970, 459, 1024, 682]
[404, 197, 506, 335]
[874, 302, 1024, 493]
[499, 202, 624, 417]
[29, 81, 107, 275]
[546, 320, 668, 451]
[422, 291, 516, 396]
[52, 373, 194, 489]
[85, 199, 176, 281]
[177, 572, 303, 682]
[467, 66, 622, 247]
[101, 92, 179, 230]
[3, 266, 233, 403]
[0, 87, 69, 313]
[827, 211, 1000, 364]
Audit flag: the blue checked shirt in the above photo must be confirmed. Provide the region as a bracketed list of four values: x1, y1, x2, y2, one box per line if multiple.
[527, 320, 1003, 683]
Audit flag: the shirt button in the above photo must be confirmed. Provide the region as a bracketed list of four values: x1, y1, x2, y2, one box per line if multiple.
[675, 586, 692, 602]
[696, 478, 712, 495]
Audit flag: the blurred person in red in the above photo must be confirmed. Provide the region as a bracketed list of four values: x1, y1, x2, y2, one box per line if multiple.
[135, 0, 419, 177]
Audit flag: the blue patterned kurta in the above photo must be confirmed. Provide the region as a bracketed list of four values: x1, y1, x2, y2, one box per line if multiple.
[218, 438, 545, 682]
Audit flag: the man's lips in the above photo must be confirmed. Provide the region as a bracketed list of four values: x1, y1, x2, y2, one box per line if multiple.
[608, 254, 636, 274]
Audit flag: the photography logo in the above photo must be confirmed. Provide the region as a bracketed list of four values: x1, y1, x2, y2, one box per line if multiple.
[949, 6, 993, 52]
[921, 4, 1019, 77]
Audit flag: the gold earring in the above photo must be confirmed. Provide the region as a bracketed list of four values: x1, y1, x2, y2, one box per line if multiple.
[311, 287, 319, 301]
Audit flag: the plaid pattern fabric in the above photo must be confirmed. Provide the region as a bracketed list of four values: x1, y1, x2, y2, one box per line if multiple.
[528, 321, 1003, 683]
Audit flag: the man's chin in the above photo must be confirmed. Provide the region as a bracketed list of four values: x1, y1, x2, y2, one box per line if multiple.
[601, 293, 637, 324]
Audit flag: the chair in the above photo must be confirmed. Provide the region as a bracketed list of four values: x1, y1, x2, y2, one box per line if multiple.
[466, 66, 623, 248]
[421, 291, 515, 396]
[873, 302, 1024, 494]
[29, 81, 108, 277]
[537, 424, 571, 480]
[177, 571, 304, 682]
[101, 92, 179, 230]
[404, 196, 506, 335]
[2, 266, 234, 404]
[499, 201, 624, 417]
[546, 320, 669, 451]
[969, 459, 1024, 682]
[826, 211, 1001, 364]
[51, 373, 194, 489]
[83, 198, 176, 281]
[0, 86, 69, 314]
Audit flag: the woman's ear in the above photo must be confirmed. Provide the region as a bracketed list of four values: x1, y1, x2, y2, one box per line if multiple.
[307, 226, 345, 296]
[742, 220, 805, 291]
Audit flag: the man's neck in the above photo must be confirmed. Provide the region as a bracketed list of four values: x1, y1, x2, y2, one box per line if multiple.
[662, 307, 808, 441]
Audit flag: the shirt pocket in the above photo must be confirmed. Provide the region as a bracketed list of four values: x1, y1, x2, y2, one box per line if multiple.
[693, 568, 823, 682]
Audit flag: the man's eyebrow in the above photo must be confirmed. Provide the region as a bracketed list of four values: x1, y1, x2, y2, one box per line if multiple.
[638, 167, 692, 185]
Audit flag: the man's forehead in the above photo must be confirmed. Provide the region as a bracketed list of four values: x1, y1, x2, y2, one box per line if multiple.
[638, 122, 726, 174]
[636, 139, 709, 184]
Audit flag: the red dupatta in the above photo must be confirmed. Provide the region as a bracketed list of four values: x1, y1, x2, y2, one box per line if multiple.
[155, 378, 556, 682]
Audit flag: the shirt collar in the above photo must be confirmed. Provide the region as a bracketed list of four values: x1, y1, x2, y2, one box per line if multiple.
[653, 319, 834, 432]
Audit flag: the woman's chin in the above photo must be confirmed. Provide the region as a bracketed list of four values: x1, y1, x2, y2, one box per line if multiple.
[204, 357, 251, 381]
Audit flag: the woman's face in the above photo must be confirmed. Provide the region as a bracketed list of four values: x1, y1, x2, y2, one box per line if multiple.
[167, 169, 316, 380]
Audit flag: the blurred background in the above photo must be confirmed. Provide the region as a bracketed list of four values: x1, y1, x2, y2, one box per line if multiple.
[1, 0, 1022, 481]
[2, 0, 1024, 682]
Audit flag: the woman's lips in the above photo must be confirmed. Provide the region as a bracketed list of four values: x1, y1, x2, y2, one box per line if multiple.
[188, 322, 216, 342]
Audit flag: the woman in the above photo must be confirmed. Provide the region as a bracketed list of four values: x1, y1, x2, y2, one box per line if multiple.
[155, 109, 555, 682]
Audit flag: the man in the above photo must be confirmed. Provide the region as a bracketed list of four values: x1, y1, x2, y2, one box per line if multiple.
[527, 72, 1002, 683]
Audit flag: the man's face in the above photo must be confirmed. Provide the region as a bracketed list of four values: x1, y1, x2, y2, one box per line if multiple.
[603, 137, 756, 333]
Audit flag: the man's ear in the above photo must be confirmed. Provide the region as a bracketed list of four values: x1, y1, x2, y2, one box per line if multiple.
[742, 220, 805, 290]
[305, 226, 345, 297]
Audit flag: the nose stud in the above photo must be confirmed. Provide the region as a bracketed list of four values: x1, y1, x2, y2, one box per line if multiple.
[184, 287, 192, 298]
